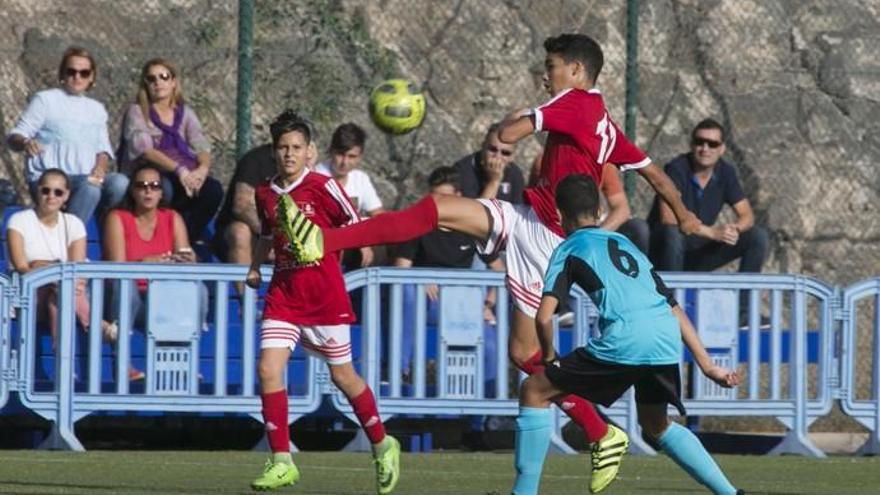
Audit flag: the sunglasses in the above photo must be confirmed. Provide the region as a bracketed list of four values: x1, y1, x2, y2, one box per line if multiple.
[39, 187, 65, 197]
[487, 144, 513, 157]
[692, 137, 723, 149]
[65, 67, 92, 79]
[134, 181, 162, 191]
[144, 72, 173, 84]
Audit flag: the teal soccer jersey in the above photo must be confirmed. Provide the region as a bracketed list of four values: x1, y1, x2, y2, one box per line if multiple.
[543, 227, 680, 365]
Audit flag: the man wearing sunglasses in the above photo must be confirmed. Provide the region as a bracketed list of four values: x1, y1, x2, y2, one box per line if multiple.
[648, 118, 768, 284]
[453, 123, 525, 204]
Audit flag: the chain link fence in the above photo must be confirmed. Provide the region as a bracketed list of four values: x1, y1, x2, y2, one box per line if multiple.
[1, 0, 876, 284]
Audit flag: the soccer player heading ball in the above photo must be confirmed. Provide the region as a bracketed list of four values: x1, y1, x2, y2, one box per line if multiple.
[281, 33, 702, 492]
[246, 109, 400, 493]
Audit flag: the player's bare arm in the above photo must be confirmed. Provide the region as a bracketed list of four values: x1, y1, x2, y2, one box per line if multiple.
[245, 237, 272, 289]
[534, 295, 560, 363]
[231, 182, 262, 233]
[600, 189, 631, 231]
[638, 162, 702, 235]
[497, 108, 535, 144]
[673, 305, 740, 388]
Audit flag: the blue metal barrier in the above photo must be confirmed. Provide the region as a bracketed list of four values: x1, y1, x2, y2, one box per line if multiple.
[0, 273, 11, 413]
[1, 262, 876, 458]
[331, 267, 599, 454]
[841, 278, 880, 455]
[657, 273, 835, 458]
[13, 262, 322, 451]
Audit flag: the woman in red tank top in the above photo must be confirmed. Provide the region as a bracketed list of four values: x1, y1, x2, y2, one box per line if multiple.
[103, 164, 201, 332]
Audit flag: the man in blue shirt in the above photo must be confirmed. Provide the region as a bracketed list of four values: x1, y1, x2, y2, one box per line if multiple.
[510, 174, 743, 495]
[648, 118, 767, 275]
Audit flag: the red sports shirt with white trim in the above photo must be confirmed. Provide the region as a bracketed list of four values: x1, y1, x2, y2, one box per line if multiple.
[526, 88, 651, 237]
[255, 171, 360, 325]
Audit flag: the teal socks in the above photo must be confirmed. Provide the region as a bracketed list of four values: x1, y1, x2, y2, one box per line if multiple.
[658, 422, 737, 495]
[511, 407, 552, 495]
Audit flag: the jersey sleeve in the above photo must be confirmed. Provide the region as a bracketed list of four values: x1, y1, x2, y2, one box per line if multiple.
[721, 162, 746, 206]
[65, 214, 87, 244]
[607, 120, 651, 171]
[542, 246, 571, 301]
[357, 173, 383, 213]
[9, 91, 48, 139]
[650, 268, 678, 307]
[323, 178, 361, 227]
[532, 89, 581, 135]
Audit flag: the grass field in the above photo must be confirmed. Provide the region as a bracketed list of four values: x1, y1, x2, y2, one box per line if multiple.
[0, 450, 876, 494]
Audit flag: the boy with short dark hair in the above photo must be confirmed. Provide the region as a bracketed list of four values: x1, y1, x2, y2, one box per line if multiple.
[245, 110, 399, 493]
[510, 174, 743, 495]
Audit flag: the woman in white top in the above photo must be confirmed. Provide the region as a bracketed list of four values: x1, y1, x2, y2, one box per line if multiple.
[6, 169, 113, 344]
[6, 46, 128, 224]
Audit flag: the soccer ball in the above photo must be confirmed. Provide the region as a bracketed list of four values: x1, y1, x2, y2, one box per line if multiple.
[368, 79, 426, 135]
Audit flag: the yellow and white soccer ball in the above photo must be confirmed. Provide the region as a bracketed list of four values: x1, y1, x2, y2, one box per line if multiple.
[368, 79, 426, 135]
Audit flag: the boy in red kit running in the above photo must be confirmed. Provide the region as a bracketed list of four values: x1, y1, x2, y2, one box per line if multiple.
[284, 35, 701, 493]
[245, 110, 400, 493]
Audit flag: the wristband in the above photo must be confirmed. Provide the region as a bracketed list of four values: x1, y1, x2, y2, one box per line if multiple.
[174, 163, 188, 176]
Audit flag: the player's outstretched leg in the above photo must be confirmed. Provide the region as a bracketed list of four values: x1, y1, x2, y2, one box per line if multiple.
[641, 404, 742, 495]
[332, 363, 400, 494]
[281, 194, 443, 263]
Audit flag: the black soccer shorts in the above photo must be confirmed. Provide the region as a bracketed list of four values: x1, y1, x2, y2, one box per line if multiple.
[543, 348, 686, 416]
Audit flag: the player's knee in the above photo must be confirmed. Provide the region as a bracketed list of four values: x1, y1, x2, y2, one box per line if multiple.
[328, 362, 358, 387]
[257, 359, 281, 383]
[508, 344, 537, 371]
[637, 415, 670, 440]
[520, 374, 552, 407]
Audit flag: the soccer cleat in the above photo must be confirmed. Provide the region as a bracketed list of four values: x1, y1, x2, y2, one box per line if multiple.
[374, 436, 401, 494]
[589, 424, 629, 493]
[251, 459, 300, 491]
[275, 194, 324, 263]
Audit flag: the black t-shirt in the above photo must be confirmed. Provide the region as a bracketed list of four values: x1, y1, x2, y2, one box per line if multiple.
[395, 228, 476, 269]
[452, 152, 525, 204]
[648, 153, 745, 227]
[216, 144, 277, 228]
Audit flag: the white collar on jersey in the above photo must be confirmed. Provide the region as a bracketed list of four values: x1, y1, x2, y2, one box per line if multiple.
[270, 171, 310, 195]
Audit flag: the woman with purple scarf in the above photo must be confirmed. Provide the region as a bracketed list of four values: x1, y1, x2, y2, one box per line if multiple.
[118, 57, 223, 244]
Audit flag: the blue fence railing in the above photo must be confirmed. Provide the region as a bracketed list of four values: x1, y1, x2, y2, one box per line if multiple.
[841, 278, 880, 455]
[0, 263, 876, 458]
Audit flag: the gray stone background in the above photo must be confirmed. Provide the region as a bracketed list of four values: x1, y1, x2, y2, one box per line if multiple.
[0, 0, 878, 434]
[0, 0, 877, 285]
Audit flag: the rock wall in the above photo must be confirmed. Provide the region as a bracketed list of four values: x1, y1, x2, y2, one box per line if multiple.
[0, 0, 877, 283]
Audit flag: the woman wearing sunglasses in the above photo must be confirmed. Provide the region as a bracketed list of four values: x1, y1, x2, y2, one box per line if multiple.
[6, 46, 128, 224]
[118, 57, 223, 244]
[103, 164, 207, 330]
[6, 169, 116, 346]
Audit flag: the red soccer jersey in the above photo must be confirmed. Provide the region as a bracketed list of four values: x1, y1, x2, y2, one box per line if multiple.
[255, 171, 361, 325]
[524, 88, 651, 236]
